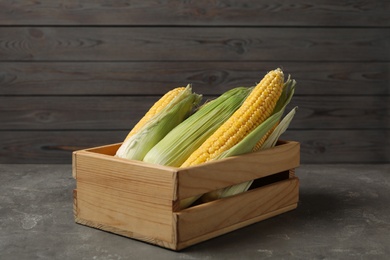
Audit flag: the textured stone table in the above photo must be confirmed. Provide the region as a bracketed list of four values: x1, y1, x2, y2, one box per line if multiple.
[1, 164, 389, 260]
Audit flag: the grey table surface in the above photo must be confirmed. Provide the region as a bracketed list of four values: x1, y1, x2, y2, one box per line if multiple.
[1, 164, 389, 260]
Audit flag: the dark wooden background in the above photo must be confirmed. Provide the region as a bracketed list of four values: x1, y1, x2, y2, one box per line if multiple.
[0, 1, 389, 164]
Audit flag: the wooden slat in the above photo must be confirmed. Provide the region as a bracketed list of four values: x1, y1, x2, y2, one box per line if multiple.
[75, 150, 176, 201]
[0, 130, 388, 164]
[177, 141, 300, 199]
[0, 96, 161, 130]
[0, 131, 126, 164]
[0, 1, 388, 27]
[0, 27, 388, 61]
[176, 178, 299, 244]
[0, 96, 388, 130]
[1, 62, 388, 95]
[177, 203, 298, 250]
[74, 216, 177, 250]
[283, 130, 390, 164]
[286, 96, 390, 130]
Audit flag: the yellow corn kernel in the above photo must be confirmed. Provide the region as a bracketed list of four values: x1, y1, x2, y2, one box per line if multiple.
[251, 122, 279, 152]
[124, 87, 186, 141]
[181, 68, 284, 167]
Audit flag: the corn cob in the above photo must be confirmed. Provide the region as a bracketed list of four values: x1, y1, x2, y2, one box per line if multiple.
[124, 87, 186, 141]
[116, 85, 201, 161]
[209, 75, 296, 162]
[250, 75, 296, 152]
[181, 68, 284, 167]
[143, 87, 252, 167]
[201, 106, 298, 202]
[201, 77, 297, 203]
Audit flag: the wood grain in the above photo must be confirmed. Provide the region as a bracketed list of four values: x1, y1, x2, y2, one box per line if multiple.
[283, 130, 390, 164]
[1, 2, 388, 164]
[0, 0, 388, 26]
[75, 180, 175, 243]
[73, 141, 299, 250]
[0, 96, 388, 130]
[177, 141, 299, 199]
[73, 145, 179, 244]
[74, 215, 177, 250]
[75, 150, 177, 202]
[0, 130, 388, 164]
[1, 62, 388, 95]
[0, 27, 388, 61]
[0, 96, 161, 130]
[176, 178, 299, 244]
[0, 131, 125, 164]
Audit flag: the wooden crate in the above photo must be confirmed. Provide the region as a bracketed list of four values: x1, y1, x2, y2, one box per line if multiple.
[72, 140, 300, 250]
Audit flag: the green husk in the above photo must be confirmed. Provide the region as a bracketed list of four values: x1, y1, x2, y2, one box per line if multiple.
[180, 77, 297, 209]
[143, 87, 252, 167]
[201, 77, 297, 202]
[202, 106, 298, 202]
[116, 85, 202, 161]
[215, 77, 296, 159]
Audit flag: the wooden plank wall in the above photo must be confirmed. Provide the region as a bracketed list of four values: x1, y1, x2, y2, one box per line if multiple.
[0, 1, 389, 164]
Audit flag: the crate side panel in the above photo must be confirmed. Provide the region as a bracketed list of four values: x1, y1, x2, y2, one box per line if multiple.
[75, 181, 174, 242]
[75, 151, 176, 201]
[177, 141, 300, 199]
[176, 178, 299, 243]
